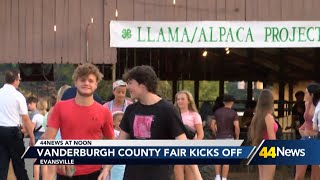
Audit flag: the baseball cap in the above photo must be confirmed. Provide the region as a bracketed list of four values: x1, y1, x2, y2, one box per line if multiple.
[113, 80, 127, 90]
[112, 111, 124, 117]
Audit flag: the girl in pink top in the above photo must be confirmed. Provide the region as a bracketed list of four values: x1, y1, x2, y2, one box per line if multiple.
[296, 83, 320, 180]
[249, 89, 277, 180]
[262, 122, 278, 140]
[174, 90, 204, 180]
[103, 80, 132, 113]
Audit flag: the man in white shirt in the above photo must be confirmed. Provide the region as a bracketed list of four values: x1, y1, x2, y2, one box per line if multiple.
[0, 70, 35, 180]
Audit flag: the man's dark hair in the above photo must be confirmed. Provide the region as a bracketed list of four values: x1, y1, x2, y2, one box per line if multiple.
[295, 91, 305, 98]
[223, 94, 235, 102]
[27, 96, 38, 104]
[5, 70, 19, 84]
[123, 65, 158, 94]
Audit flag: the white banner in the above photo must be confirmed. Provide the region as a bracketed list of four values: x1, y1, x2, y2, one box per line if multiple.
[35, 140, 244, 146]
[110, 21, 320, 48]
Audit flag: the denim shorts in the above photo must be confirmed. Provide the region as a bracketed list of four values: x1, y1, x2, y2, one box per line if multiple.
[301, 135, 319, 140]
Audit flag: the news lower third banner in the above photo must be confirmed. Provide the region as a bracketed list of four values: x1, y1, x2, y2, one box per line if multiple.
[22, 140, 320, 165]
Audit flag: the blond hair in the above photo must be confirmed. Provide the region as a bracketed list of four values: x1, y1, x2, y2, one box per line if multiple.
[72, 63, 103, 83]
[37, 99, 48, 116]
[175, 90, 198, 113]
[112, 111, 124, 122]
[57, 85, 71, 101]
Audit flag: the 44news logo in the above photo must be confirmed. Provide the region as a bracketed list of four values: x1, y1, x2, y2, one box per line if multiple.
[258, 146, 305, 158]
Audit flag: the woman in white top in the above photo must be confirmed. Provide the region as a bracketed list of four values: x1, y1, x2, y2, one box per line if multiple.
[32, 99, 48, 141]
[32, 98, 47, 180]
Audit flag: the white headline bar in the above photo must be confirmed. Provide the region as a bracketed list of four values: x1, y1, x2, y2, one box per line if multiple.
[35, 140, 244, 147]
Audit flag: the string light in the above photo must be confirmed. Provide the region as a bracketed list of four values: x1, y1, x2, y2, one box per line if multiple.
[54, 25, 56, 32]
[173, 0, 176, 5]
[202, 50, 207, 57]
[115, 0, 118, 18]
[91, 17, 94, 23]
[225, 47, 230, 54]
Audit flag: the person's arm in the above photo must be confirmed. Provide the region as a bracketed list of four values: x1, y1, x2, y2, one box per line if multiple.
[312, 109, 319, 132]
[210, 119, 217, 135]
[99, 107, 132, 180]
[99, 131, 130, 179]
[43, 104, 61, 140]
[43, 127, 59, 140]
[195, 124, 204, 140]
[21, 114, 35, 146]
[299, 102, 309, 133]
[233, 120, 240, 140]
[118, 130, 130, 140]
[102, 109, 115, 140]
[265, 114, 276, 140]
[193, 113, 204, 140]
[18, 95, 35, 145]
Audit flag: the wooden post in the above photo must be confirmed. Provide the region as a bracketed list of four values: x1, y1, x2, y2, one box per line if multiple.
[247, 81, 253, 101]
[278, 81, 285, 117]
[314, 48, 320, 82]
[278, 50, 285, 117]
[219, 80, 224, 97]
[112, 64, 116, 81]
[289, 82, 293, 115]
[194, 80, 199, 108]
[172, 80, 177, 103]
[247, 49, 254, 101]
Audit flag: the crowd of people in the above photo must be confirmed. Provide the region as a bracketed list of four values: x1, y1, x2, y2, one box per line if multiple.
[0, 63, 319, 180]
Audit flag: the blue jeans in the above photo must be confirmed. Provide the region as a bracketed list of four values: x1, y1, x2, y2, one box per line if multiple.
[111, 165, 125, 180]
[34, 131, 44, 142]
[301, 135, 319, 140]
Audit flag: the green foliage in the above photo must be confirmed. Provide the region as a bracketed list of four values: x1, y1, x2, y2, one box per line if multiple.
[199, 81, 219, 102]
[225, 81, 247, 100]
[178, 81, 194, 96]
[157, 81, 172, 101]
[54, 64, 75, 87]
[96, 80, 113, 102]
[157, 80, 220, 106]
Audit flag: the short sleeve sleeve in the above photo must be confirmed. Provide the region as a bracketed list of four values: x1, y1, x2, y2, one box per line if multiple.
[17, 94, 28, 115]
[32, 114, 39, 123]
[193, 112, 202, 125]
[102, 109, 115, 139]
[167, 105, 185, 138]
[120, 105, 132, 134]
[234, 110, 239, 121]
[47, 103, 61, 129]
[103, 102, 110, 110]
